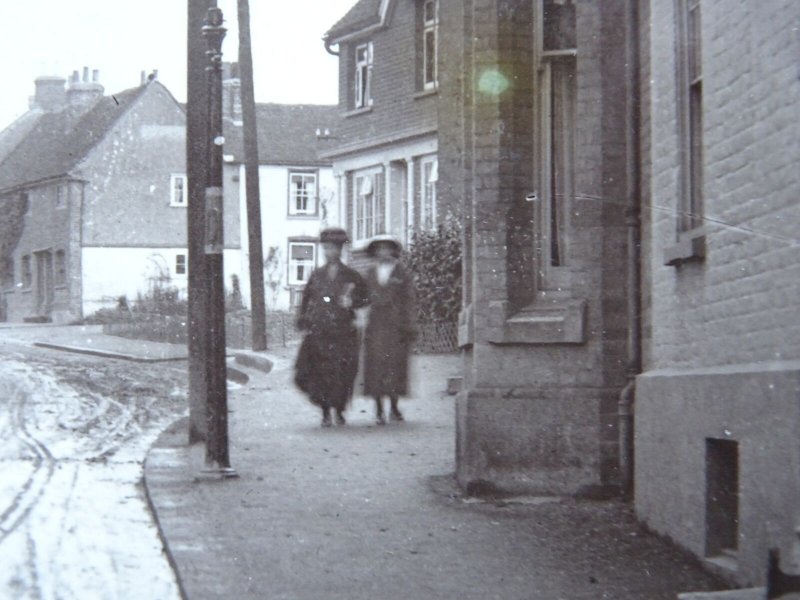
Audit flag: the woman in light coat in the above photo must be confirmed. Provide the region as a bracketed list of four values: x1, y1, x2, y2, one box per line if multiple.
[363, 235, 417, 425]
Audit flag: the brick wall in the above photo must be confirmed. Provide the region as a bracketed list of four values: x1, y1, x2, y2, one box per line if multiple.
[333, 0, 438, 148]
[644, 0, 800, 370]
[5, 181, 80, 322]
[636, 0, 800, 584]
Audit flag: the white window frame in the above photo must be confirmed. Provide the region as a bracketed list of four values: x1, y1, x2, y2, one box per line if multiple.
[170, 174, 187, 207]
[352, 167, 386, 243]
[420, 156, 438, 231]
[354, 42, 374, 109]
[422, 0, 439, 90]
[175, 253, 187, 276]
[288, 172, 318, 216]
[288, 242, 316, 286]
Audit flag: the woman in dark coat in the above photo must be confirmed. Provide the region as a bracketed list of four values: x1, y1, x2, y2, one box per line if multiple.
[363, 235, 417, 425]
[295, 228, 369, 427]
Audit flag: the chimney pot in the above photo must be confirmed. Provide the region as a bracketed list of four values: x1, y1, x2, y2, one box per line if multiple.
[72, 70, 80, 84]
[92, 69, 99, 83]
[140, 70, 146, 86]
[82, 67, 89, 82]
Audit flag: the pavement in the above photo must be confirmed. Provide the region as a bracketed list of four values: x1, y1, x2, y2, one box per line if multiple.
[143, 341, 732, 600]
[0, 323, 188, 361]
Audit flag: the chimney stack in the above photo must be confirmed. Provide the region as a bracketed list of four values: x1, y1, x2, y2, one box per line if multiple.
[31, 75, 67, 112]
[222, 61, 243, 124]
[67, 66, 104, 110]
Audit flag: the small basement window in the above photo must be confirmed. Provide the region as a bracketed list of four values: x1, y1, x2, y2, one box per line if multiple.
[705, 438, 739, 558]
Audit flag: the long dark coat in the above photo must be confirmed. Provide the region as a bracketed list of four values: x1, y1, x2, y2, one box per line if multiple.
[294, 261, 369, 410]
[363, 262, 417, 398]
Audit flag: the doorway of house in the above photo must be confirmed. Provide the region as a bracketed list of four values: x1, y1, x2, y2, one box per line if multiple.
[34, 249, 54, 319]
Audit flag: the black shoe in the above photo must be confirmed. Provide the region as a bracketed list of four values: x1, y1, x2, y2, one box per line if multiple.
[336, 412, 346, 426]
[390, 409, 404, 422]
[376, 413, 386, 426]
[321, 413, 332, 428]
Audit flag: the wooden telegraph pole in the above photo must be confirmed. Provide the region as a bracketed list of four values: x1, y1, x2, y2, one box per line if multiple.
[202, 6, 236, 477]
[238, 0, 267, 351]
[186, 0, 214, 443]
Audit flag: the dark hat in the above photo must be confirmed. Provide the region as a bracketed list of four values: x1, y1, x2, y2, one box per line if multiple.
[366, 234, 403, 257]
[319, 227, 349, 245]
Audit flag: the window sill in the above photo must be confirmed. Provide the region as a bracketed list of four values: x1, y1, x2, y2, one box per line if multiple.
[413, 88, 438, 100]
[287, 214, 320, 220]
[169, 203, 188, 208]
[343, 106, 373, 118]
[664, 228, 706, 266]
[488, 298, 587, 345]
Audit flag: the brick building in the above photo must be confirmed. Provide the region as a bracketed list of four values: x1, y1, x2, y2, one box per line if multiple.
[634, 0, 800, 585]
[0, 70, 242, 323]
[440, 0, 635, 497]
[322, 0, 443, 260]
[221, 66, 340, 311]
[433, 0, 799, 586]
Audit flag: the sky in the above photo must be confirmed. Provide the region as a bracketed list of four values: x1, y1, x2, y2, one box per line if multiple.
[0, 0, 359, 130]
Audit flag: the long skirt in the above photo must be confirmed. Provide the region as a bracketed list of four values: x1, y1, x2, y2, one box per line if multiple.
[294, 327, 360, 411]
[363, 319, 411, 398]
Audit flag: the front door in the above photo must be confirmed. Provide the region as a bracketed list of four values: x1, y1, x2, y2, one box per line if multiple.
[34, 250, 54, 317]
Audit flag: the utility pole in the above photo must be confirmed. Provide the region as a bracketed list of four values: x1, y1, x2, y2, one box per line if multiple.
[202, 6, 236, 477]
[238, 0, 267, 351]
[186, 0, 214, 443]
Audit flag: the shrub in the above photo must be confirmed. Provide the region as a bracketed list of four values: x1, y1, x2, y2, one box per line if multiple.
[404, 215, 462, 323]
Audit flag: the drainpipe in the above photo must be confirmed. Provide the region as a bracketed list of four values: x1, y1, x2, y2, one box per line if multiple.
[324, 38, 339, 56]
[619, 0, 642, 499]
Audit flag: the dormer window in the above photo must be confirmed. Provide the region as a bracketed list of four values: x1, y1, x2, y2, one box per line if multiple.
[354, 42, 373, 109]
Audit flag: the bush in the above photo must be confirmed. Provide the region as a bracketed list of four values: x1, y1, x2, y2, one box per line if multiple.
[404, 215, 462, 323]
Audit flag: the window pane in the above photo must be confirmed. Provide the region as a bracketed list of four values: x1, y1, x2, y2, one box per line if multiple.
[549, 59, 576, 266]
[688, 3, 702, 81]
[689, 82, 703, 228]
[424, 30, 436, 84]
[291, 244, 314, 261]
[543, 0, 576, 52]
[424, 0, 435, 23]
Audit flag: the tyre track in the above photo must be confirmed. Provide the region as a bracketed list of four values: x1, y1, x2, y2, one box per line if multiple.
[0, 386, 55, 544]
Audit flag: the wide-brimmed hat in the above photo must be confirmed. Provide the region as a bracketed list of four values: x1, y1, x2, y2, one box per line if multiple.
[319, 227, 349, 246]
[366, 234, 403, 257]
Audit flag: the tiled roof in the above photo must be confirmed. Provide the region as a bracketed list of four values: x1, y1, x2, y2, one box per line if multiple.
[0, 85, 148, 193]
[325, 0, 383, 41]
[0, 110, 46, 166]
[223, 104, 340, 166]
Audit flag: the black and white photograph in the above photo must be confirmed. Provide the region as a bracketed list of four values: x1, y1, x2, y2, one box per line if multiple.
[0, 1, 798, 598]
